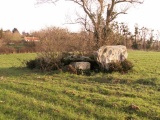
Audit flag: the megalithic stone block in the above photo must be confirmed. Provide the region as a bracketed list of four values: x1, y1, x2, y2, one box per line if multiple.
[71, 62, 91, 70]
[95, 45, 128, 70]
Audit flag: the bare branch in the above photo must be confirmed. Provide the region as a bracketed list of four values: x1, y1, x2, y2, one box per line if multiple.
[110, 12, 127, 22]
[67, 0, 96, 26]
[37, 0, 144, 47]
[115, 0, 144, 4]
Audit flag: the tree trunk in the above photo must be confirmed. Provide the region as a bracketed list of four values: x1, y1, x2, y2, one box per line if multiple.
[94, 28, 102, 48]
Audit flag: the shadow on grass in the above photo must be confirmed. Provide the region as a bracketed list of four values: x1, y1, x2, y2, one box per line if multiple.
[0, 67, 158, 87]
[0, 67, 44, 78]
[87, 76, 158, 86]
[122, 106, 160, 120]
[88, 76, 133, 84]
[135, 78, 158, 86]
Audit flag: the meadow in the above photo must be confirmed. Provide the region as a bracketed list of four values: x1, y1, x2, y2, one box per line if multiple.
[0, 51, 160, 120]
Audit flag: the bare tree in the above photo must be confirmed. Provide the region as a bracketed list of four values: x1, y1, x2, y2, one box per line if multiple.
[139, 27, 149, 50]
[37, 0, 144, 47]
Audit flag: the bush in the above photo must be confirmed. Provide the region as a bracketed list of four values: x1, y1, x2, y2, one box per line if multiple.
[77, 69, 91, 76]
[108, 61, 123, 73]
[0, 46, 16, 54]
[26, 59, 37, 69]
[121, 59, 134, 72]
[26, 52, 63, 71]
[32, 27, 96, 53]
[108, 60, 133, 73]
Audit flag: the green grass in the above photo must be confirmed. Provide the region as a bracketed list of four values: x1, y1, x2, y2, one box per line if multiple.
[0, 51, 160, 120]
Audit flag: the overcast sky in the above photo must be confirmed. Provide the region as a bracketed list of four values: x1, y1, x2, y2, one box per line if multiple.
[0, 0, 159, 33]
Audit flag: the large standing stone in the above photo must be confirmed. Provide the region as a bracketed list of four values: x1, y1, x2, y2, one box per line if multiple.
[95, 45, 128, 70]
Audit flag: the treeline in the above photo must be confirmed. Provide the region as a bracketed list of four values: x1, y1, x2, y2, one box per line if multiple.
[110, 22, 160, 50]
[32, 22, 160, 53]
[0, 28, 40, 53]
[0, 22, 160, 54]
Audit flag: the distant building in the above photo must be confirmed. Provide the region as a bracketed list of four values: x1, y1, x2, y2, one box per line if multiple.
[24, 37, 40, 42]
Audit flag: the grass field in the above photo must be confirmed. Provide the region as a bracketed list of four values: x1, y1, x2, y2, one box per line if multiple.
[0, 51, 160, 120]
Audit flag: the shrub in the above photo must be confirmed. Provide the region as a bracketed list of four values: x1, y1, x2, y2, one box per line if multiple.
[26, 52, 63, 72]
[0, 46, 16, 54]
[121, 59, 134, 72]
[26, 59, 37, 69]
[31, 27, 96, 53]
[108, 61, 123, 73]
[108, 60, 133, 73]
[77, 69, 91, 76]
